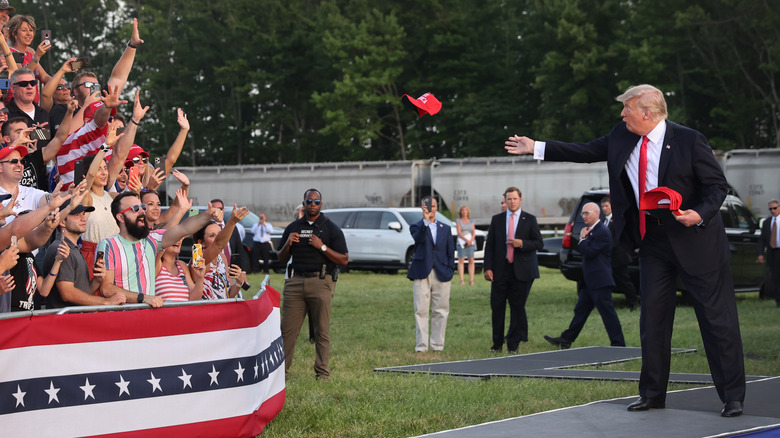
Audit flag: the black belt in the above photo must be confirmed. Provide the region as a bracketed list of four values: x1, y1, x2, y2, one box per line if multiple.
[292, 271, 321, 278]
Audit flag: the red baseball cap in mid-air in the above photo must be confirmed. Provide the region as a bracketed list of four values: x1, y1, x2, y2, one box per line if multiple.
[402, 92, 442, 117]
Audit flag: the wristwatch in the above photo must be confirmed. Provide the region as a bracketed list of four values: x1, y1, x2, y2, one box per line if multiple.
[137, 293, 145, 303]
[320, 244, 328, 252]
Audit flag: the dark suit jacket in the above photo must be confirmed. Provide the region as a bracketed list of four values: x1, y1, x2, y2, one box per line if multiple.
[407, 220, 455, 282]
[545, 121, 729, 276]
[579, 221, 615, 290]
[758, 215, 778, 256]
[483, 210, 543, 281]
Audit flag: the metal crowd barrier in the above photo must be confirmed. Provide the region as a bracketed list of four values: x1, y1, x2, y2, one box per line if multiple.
[0, 275, 271, 321]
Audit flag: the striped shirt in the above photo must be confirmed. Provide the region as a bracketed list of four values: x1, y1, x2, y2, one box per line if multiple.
[97, 231, 164, 294]
[155, 262, 191, 302]
[56, 119, 107, 191]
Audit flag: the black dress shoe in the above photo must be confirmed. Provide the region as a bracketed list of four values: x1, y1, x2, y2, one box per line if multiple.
[626, 396, 665, 411]
[489, 345, 502, 353]
[543, 335, 572, 349]
[721, 401, 743, 417]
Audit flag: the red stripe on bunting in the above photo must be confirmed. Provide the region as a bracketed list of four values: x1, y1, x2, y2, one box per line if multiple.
[87, 389, 287, 438]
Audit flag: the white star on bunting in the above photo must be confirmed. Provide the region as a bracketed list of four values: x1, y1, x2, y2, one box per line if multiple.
[208, 365, 220, 386]
[116, 375, 131, 396]
[147, 372, 162, 393]
[178, 369, 193, 389]
[80, 378, 96, 400]
[12, 384, 26, 407]
[45, 381, 61, 404]
[235, 362, 245, 382]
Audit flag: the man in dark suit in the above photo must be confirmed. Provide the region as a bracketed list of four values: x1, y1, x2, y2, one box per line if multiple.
[407, 196, 455, 352]
[483, 187, 543, 354]
[505, 84, 745, 417]
[757, 198, 780, 307]
[600, 196, 639, 310]
[545, 202, 625, 349]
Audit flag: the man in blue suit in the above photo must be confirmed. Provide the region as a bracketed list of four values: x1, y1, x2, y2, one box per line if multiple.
[483, 187, 543, 353]
[545, 202, 625, 349]
[505, 84, 745, 417]
[407, 196, 454, 352]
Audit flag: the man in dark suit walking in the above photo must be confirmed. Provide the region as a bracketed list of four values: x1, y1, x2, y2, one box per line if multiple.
[545, 202, 625, 349]
[601, 196, 639, 310]
[407, 196, 454, 352]
[757, 198, 780, 307]
[504, 84, 745, 417]
[483, 187, 543, 354]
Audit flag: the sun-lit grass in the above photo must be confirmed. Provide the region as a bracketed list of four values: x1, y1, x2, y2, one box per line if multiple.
[244, 267, 780, 438]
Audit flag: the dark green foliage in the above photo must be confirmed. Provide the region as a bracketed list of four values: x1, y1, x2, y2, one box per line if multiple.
[15, 0, 780, 164]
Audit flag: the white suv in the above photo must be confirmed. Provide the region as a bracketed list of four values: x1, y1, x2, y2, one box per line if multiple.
[321, 207, 485, 273]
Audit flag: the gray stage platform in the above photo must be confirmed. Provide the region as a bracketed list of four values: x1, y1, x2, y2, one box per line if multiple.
[376, 346, 767, 384]
[411, 377, 780, 438]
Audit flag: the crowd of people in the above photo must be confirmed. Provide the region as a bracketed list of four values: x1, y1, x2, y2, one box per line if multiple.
[0, 3, 254, 312]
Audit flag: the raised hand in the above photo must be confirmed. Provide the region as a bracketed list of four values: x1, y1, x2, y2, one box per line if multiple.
[229, 204, 249, 224]
[132, 90, 150, 123]
[103, 85, 129, 109]
[129, 18, 144, 47]
[177, 108, 190, 130]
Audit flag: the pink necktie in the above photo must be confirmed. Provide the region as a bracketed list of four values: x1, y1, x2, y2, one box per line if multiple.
[507, 213, 514, 263]
[638, 136, 649, 239]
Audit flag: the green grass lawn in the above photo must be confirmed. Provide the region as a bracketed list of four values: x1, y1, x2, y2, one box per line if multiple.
[245, 267, 780, 438]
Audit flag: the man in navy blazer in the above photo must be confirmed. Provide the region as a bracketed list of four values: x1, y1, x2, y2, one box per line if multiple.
[505, 84, 745, 417]
[483, 187, 543, 353]
[407, 196, 454, 352]
[545, 202, 625, 349]
[757, 198, 780, 307]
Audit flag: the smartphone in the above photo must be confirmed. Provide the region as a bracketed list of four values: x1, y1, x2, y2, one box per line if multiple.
[0, 79, 9, 90]
[11, 52, 25, 64]
[423, 197, 432, 212]
[95, 251, 104, 267]
[10, 236, 17, 246]
[73, 159, 85, 187]
[41, 29, 52, 45]
[31, 128, 51, 141]
[154, 157, 164, 172]
[128, 166, 140, 185]
[230, 253, 241, 268]
[70, 57, 90, 70]
[192, 243, 204, 266]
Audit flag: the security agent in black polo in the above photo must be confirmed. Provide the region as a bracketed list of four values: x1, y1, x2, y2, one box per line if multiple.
[277, 189, 348, 381]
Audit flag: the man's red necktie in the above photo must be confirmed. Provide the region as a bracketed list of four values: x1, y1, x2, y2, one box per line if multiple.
[638, 136, 649, 239]
[507, 213, 515, 263]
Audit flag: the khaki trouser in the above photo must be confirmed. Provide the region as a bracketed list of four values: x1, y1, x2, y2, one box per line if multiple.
[413, 271, 451, 352]
[281, 275, 336, 379]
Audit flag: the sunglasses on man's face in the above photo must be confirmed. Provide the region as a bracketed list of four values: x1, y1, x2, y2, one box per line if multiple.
[77, 81, 99, 89]
[0, 158, 22, 165]
[305, 199, 321, 206]
[56, 84, 71, 90]
[119, 204, 148, 215]
[13, 79, 37, 88]
[770, 206, 779, 211]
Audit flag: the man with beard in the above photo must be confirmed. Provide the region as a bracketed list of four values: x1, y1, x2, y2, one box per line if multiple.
[96, 191, 220, 307]
[43, 199, 126, 308]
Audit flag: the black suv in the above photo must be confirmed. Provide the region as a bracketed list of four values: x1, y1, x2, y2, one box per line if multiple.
[558, 188, 766, 294]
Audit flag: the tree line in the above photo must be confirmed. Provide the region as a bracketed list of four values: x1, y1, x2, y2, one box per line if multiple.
[23, 0, 780, 165]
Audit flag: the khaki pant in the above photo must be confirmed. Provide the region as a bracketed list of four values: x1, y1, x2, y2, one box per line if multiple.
[413, 271, 451, 352]
[281, 275, 336, 379]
